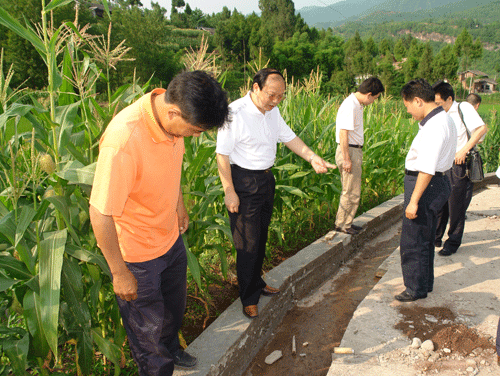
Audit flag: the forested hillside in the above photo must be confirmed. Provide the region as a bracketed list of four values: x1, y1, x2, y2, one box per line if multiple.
[0, 0, 498, 98]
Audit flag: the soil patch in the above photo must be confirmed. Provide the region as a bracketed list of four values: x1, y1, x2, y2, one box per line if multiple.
[395, 306, 495, 355]
[243, 227, 402, 376]
[392, 305, 497, 375]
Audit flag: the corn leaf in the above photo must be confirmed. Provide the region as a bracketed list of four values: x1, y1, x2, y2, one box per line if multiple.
[0, 271, 16, 292]
[39, 229, 67, 360]
[56, 161, 96, 186]
[44, 0, 74, 12]
[91, 328, 122, 366]
[15, 207, 36, 248]
[183, 236, 201, 289]
[0, 252, 32, 280]
[23, 290, 50, 358]
[76, 329, 94, 375]
[65, 244, 111, 277]
[1, 332, 28, 375]
[0, 7, 45, 53]
[45, 196, 81, 246]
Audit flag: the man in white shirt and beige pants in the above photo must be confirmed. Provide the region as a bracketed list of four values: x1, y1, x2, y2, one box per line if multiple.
[334, 77, 385, 235]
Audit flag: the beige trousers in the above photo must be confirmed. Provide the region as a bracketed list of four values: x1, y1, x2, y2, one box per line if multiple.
[335, 147, 363, 229]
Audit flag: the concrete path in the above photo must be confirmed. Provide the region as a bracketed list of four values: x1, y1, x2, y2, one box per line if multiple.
[327, 183, 500, 376]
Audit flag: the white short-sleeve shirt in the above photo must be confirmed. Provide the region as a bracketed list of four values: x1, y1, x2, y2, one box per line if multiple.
[335, 93, 364, 146]
[405, 107, 457, 175]
[216, 92, 296, 170]
[448, 101, 485, 151]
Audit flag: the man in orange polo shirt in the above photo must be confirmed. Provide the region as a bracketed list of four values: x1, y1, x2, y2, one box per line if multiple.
[89, 71, 229, 376]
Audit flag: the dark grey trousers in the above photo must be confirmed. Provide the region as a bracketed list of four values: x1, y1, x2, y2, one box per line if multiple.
[117, 234, 187, 376]
[400, 174, 451, 298]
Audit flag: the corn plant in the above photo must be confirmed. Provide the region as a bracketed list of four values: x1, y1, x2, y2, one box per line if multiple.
[0, 0, 143, 374]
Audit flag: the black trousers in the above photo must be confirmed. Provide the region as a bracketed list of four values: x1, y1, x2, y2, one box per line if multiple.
[400, 174, 451, 298]
[435, 163, 473, 253]
[229, 164, 275, 307]
[117, 235, 187, 376]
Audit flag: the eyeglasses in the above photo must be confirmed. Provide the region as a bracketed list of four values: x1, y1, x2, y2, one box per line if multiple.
[262, 90, 286, 101]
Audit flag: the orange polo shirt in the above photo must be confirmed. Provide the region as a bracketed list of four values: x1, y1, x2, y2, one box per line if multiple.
[90, 89, 185, 263]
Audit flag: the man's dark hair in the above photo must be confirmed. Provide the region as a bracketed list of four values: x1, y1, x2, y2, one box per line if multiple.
[357, 77, 384, 95]
[466, 93, 482, 106]
[252, 68, 285, 90]
[432, 80, 455, 102]
[165, 70, 230, 130]
[400, 78, 435, 102]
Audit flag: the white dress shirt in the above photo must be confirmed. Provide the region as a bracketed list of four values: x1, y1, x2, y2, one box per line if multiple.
[447, 101, 485, 151]
[335, 93, 364, 146]
[216, 92, 296, 170]
[405, 107, 457, 175]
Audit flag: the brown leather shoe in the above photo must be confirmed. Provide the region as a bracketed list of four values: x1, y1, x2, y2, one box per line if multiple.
[243, 305, 258, 318]
[261, 285, 280, 296]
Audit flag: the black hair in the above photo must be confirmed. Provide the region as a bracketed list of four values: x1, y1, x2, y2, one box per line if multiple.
[400, 78, 435, 102]
[432, 80, 455, 102]
[466, 93, 482, 106]
[357, 76, 385, 95]
[251, 68, 285, 91]
[165, 70, 230, 130]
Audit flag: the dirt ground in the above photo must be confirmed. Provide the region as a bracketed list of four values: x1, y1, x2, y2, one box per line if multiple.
[242, 231, 402, 376]
[391, 305, 497, 375]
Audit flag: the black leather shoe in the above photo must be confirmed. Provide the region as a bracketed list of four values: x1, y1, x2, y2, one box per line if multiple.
[351, 224, 363, 231]
[261, 285, 280, 296]
[438, 248, 456, 256]
[173, 350, 197, 368]
[335, 226, 359, 235]
[394, 291, 423, 302]
[434, 240, 442, 247]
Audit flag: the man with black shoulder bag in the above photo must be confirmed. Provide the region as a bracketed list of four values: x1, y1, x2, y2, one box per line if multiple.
[432, 81, 488, 256]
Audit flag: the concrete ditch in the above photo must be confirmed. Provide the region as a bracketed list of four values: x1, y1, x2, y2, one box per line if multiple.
[174, 172, 498, 376]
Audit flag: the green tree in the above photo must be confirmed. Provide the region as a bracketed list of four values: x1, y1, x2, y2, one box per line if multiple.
[415, 43, 433, 83]
[433, 45, 459, 81]
[344, 31, 364, 75]
[259, 0, 296, 41]
[106, 3, 182, 87]
[394, 39, 407, 61]
[379, 38, 393, 56]
[454, 28, 483, 71]
[365, 37, 378, 58]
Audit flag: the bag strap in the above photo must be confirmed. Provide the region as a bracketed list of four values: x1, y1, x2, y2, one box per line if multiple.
[457, 103, 472, 140]
[458, 102, 478, 152]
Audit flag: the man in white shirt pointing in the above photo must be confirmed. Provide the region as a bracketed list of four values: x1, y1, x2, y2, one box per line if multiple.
[216, 68, 335, 319]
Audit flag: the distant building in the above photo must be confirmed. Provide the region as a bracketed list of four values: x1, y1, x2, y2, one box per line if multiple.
[87, 3, 111, 18]
[473, 78, 497, 94]
[458, 70, 497, 93]
[196, 27, 215, 35]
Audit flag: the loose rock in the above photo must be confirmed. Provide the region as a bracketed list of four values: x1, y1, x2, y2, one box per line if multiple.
[421, 340, 434, 352]
[411, 338, 422, 349]
[265, 350, 283, 365]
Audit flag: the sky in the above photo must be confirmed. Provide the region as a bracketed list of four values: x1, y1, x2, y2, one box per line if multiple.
[140, 0, 341, 16]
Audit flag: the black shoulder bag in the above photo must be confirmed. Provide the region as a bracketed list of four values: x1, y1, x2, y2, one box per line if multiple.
[458, 103, 484, 183]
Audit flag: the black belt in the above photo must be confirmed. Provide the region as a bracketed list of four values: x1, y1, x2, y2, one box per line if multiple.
[348, 144, 363, 149]
[231, 164, 272, 174]
[405, 169, 444, 177]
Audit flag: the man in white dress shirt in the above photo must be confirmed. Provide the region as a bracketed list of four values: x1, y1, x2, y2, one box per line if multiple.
[334, 77, 385, 235]
[396, 78, 457, 302]
[216, 68, 335, 318]
[432, 81, 488, 256]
